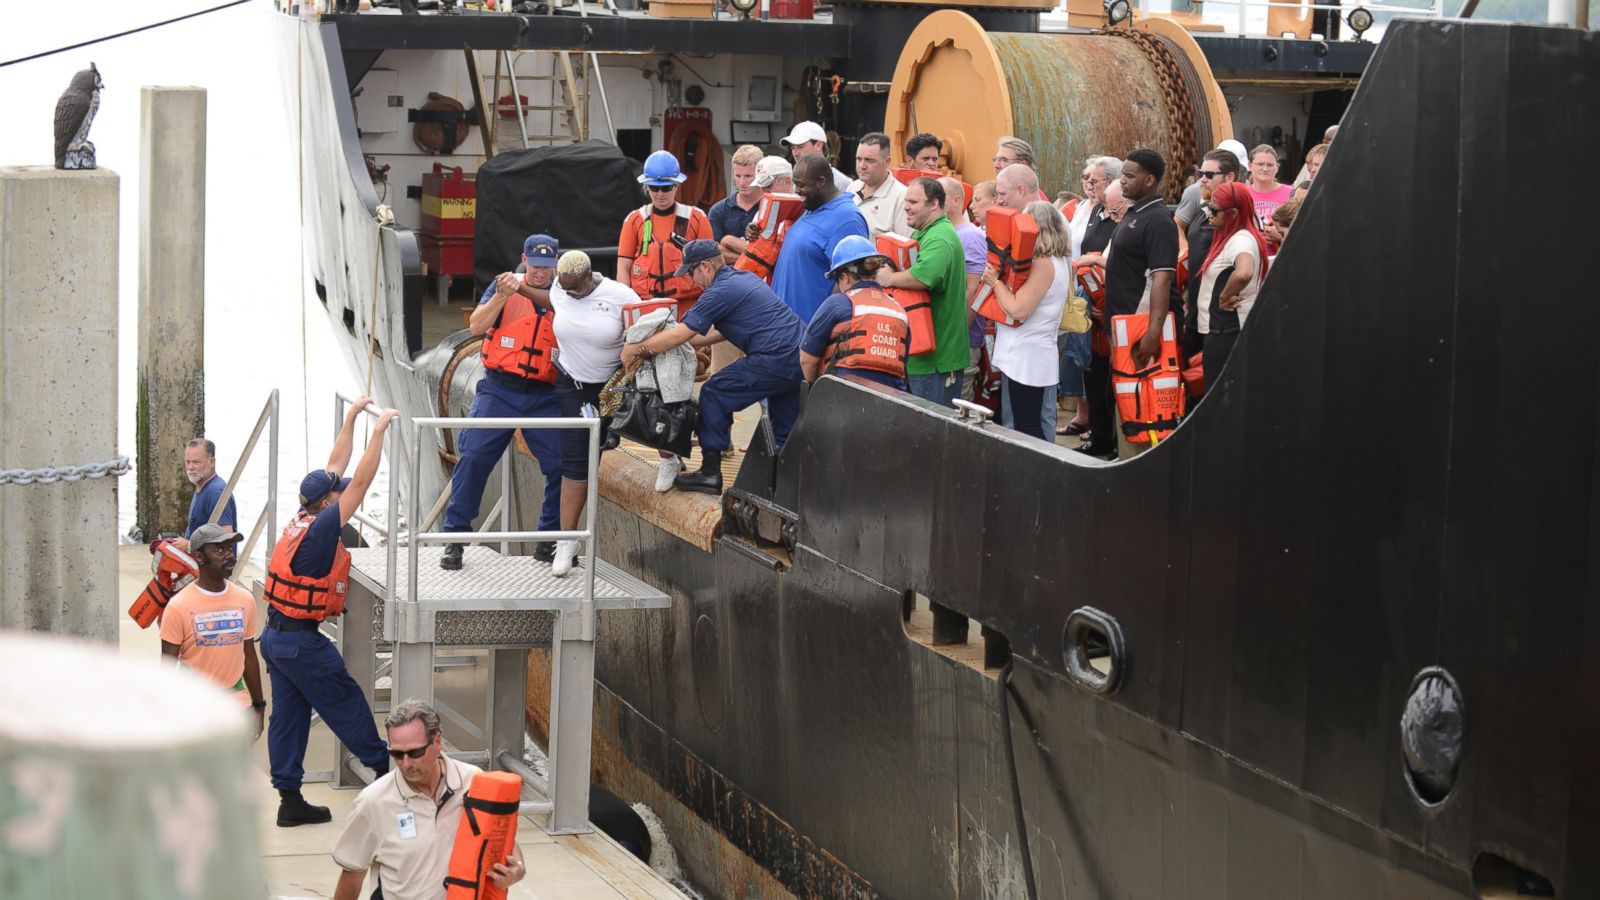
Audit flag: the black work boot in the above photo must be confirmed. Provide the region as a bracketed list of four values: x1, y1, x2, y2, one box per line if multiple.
[277, 789, 332, 827]
[673, 451, 723, 495]
[440, 543, 464, 571]
[533, 541, 556, 563]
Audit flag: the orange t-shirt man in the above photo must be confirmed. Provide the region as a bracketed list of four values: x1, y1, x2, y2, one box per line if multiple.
[160, 580, 260, 707]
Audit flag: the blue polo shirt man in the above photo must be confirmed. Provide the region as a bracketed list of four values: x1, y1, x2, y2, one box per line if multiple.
[183, 438, 237, 539]
[770, 157, 869, 323]
[621, 240, 805, 495]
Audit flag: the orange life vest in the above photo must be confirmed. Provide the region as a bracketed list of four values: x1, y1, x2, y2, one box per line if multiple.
[1074, 260, 1111, 356]
[481, 283, 559, 384]
[1109, 312, 1185, 445]
[127, 539, 199, 629]
[621, 296, 678, 329]
[823, 286, 910, 379]
[1182, 350, 1205, 398]
[735, 192, 803, 284]
[874, 233, 936, 355]
[628, 203, 703, 311]
[444, 771, 522, 900]
[1175, 250, 1190, 296]
[265, 512, 352, 621]
[970, 207, 1038, 328]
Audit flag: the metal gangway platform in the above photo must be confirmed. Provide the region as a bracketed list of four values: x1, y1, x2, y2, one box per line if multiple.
[321, 394, 670, 836]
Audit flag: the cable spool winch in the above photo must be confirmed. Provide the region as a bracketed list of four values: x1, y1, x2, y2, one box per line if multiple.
[885, 10, 1233, 202]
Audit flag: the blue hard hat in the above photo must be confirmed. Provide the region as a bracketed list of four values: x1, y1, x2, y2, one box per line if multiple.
[827, 235, 880, 280]
[638, 150, 687, 186]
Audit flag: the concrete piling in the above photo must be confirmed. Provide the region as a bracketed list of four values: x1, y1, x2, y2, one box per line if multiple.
[135, 86, 207, 540]
[0, 166, 121, 640]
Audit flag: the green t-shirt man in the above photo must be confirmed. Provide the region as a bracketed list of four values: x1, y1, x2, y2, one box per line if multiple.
[903, 213, 969, 376]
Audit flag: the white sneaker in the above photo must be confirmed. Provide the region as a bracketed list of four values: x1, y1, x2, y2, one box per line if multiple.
[654, 456, 683, 493]
[551, 540, 580, 578]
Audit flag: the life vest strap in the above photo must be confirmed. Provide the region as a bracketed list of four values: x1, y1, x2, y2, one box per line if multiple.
[460, 794, 521, 838]
[1121, 416, 1181, 436]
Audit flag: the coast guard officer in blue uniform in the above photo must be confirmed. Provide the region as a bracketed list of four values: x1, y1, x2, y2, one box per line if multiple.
[621, 239, 805, 495]
[261, 398, 398, 827]
[441, 234, 565, 571]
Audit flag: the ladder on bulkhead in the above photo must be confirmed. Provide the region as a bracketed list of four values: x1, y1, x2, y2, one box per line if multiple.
[315, 394, 669, 836]
[480, 13, 617, 151]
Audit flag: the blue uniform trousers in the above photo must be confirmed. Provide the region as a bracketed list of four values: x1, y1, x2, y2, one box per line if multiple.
[697, 358, 803, 454]
[260, 616, 388, 790]
[443, 375, 562, 534]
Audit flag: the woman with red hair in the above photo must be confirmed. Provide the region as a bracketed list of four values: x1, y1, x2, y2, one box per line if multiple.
[1195, 181, 1272, 390]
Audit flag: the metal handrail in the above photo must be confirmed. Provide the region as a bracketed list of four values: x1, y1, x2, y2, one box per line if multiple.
[335, 393, 401, 609]
[404, 414, 602, 640]
[209, 389, 279, 581]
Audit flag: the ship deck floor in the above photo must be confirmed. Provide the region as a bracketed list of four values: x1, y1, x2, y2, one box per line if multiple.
[115, 545, 683, 900]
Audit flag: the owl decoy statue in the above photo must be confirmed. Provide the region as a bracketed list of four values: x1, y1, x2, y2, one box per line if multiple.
[54, 63, 104, 170]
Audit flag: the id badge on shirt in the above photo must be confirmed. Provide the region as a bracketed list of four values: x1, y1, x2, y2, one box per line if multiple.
[397, 811, 417, 840]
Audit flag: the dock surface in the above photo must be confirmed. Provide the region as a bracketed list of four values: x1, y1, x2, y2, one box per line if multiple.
[116, 544, 684, 900]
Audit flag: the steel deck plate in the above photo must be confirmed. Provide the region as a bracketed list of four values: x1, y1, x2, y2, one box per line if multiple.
[347, 546, 670, 610]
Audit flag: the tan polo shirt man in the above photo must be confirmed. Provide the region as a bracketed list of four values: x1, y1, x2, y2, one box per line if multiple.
[332, 754, 481, 899]
[848, 173, 910, 239]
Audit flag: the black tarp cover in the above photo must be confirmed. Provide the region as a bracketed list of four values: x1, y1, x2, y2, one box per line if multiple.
[473, 140, 644, 293]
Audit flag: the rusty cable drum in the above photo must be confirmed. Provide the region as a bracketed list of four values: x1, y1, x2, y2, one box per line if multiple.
[885, 10, 1232, 202]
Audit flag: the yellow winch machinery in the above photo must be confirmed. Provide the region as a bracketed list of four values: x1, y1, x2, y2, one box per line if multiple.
[883, 9, 1232, 201]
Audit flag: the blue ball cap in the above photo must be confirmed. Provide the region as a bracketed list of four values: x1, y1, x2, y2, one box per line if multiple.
[299, 469, 352, 506]
[672, 239, 721, 277]
[523, 234, 559, 267]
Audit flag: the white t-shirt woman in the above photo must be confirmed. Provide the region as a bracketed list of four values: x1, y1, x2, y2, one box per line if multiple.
[1196, 230, 1264, 335]
[549, 274, 628, 382]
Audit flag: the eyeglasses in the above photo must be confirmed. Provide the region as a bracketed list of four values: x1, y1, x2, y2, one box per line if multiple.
[1200, 203, 1220, 217]
[993, 156, 1016, 165]
[1082, 174, 1106, 185]
[1197, 170, 1224, 180]
[646, 184, 674, 193]
[388, 745, 430, 760]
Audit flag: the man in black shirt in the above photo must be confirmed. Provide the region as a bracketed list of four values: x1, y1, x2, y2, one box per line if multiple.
[1179, 150, 1240, 355]
[1104, 148, 1180, 458]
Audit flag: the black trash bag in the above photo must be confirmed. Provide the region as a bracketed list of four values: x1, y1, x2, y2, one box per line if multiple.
[1400, 668, 1464, 804]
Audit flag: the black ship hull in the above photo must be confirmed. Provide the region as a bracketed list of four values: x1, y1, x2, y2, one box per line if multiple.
[284, 9, 1600, 896]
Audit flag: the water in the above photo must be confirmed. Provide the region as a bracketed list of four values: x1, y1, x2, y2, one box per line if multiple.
[1, 1, 379, 563]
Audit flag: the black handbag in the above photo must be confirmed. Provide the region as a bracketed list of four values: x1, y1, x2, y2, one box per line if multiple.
[610, 358, 699, 459]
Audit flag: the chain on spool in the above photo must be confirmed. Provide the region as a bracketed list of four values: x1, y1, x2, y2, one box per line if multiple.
[1099, 26, 1201, 202]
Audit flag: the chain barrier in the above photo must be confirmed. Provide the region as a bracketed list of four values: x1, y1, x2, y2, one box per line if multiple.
[0, 456, 132, 486]
[1100, 27, 1201, 203]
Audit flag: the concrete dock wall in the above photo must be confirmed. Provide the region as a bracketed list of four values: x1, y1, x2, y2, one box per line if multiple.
[0, 167, 121, 640]
[135, 86, 207, 539]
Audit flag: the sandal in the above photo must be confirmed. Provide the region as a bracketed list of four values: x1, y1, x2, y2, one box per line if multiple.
[1057, 421, 1090, 437]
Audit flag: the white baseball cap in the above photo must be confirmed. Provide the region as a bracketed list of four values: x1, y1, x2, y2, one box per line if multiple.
[780, 121, 828, 147]
[1217, 139, 1249, 168]
[752, 156, 794, 188]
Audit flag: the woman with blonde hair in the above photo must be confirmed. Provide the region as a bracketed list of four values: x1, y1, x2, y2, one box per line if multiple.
[978, 200, 1072, 441]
